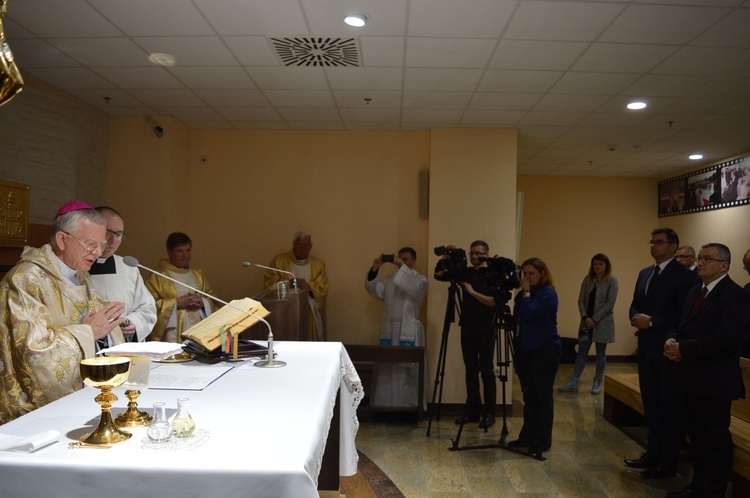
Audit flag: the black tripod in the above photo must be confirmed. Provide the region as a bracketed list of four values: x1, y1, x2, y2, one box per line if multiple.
[425, 280, 462, 437]
[448, 300, 545, 461]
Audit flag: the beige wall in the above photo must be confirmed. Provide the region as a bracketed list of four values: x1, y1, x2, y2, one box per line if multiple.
[517, 176, 657, 357]
[0, 76, 109, 223]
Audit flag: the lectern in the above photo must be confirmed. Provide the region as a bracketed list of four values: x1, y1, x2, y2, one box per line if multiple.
[248, 288, 310, 341]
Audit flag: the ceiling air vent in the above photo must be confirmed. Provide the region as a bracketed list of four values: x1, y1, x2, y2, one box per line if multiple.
[269, 37, 361, 67]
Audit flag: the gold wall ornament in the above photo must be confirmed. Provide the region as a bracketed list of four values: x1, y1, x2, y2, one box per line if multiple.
[0, 179, 29, 246]
[0, 0, 24, 107]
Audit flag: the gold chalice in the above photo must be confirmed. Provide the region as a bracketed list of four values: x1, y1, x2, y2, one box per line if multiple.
[114, 356, 152, 428]
[79, 356, 132, 445]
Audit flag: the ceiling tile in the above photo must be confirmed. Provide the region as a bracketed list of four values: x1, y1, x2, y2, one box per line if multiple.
[194, 89, 270, 107]
[9, 39, 80, 68]
[504, 1, 626, 41]
[90, 0, 214, 36]
[216, 107, 282, 121]
[408, 0, 515, 38]
[164, 107, 225, 121]
[406, 38, 497, 68]
[652, 47, 750, 76]
[402, 109, 464, 123]
[301, 0, 409, 37]
[93, 67, 184, 89]
[572, 43, 677, 73]
[334, 91, 402, 108]
[489, 40, 589, 71]
[7, 0, 120, 37]
[194, 0, 308, 35]
[339, 108, 401, 122]
[520, 111, 587, 126]
[599, 4, 731, 44]
[262, 90, 336, 107]
[360, 37, 405, 67]
[691, 8, 750, 48]
[169, 67, 256, 89]
[49, 38, 150, 66]
[550, 72, 640, 95]
[128, 89, 205, 107]
[28, 67, 116, 89]
[247, 67, 328, 90]
[461, 110, 526, 126]
[478, 70, 562, 93]
[624, 75, 719, 98]
[276, 107, 341, 122]
[325, 67, 403, 90]
[468, 93, 541, 111]
[405, 92, 472, 109]
[223, 36, 280, 66]
[405, 68, 483, 91]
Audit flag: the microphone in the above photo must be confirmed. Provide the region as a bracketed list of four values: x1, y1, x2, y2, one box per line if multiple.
[242, 261, 297, 291]
[123, 256, 286, 368]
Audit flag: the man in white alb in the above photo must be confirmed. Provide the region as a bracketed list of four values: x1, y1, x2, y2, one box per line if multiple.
[89, 206, 156, 345]
[365, 247, 427, 407]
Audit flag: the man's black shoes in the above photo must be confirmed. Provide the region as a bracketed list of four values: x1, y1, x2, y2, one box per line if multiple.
[624, 454, 659, 469]
[478, 413, 495, 429]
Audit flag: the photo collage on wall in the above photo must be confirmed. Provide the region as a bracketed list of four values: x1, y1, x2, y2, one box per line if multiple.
[658, 155, 750, 217]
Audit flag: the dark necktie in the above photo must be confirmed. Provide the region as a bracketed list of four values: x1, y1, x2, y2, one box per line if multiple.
[646, 265, 660, 294]
[689, 287, 707, 317]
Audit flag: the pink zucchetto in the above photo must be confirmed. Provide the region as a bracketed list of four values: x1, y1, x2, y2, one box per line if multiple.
[54, 200, 94, 219]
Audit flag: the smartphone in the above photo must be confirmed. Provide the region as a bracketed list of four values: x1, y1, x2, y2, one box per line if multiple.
[381, 254, 395, 263]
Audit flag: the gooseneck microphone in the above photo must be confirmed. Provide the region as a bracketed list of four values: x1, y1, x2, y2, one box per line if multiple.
[242, 261, 297, 290]
[123, 256, 286, 368]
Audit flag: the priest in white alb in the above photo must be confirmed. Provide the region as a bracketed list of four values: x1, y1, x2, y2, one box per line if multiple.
[364, 247, 428, 407]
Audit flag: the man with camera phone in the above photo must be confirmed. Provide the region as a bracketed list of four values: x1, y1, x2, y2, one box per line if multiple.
[438, 241, 497, 429]
[365, 247, 428, 407]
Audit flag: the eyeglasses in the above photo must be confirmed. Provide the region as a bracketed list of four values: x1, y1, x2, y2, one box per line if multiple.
[106, 229, 126, 241]
[696, 256, 727, 264]
[648, 240, 669, 246]
[62, 231, 107, 254]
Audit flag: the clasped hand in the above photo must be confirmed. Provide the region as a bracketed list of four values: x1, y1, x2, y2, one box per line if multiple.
[83, 302, 126, 340]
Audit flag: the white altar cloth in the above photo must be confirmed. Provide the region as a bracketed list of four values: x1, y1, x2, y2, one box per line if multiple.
[0, 341, 362, 498]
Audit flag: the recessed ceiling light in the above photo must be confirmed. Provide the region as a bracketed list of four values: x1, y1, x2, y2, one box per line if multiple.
[344, 13, 367, 27]
[689, 154, 703, 160]
[148, 52, 176, 67]
[627, 101, 647, 110]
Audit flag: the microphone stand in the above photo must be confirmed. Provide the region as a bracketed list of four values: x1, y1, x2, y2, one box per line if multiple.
[124, 257, 286, 368]
[242, 262, 298, 291]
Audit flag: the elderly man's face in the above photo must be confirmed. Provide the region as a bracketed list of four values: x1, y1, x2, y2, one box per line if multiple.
[101, 211, 125, 259]
[58, 219, 107, 272]
[696, 247, 729, 284]
[293, 236, 313, 260]
[675, 248, 695, 268]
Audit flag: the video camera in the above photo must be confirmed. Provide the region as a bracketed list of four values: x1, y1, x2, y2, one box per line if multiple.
[478, 256, 521, 301]
[433, 245, 469, 282]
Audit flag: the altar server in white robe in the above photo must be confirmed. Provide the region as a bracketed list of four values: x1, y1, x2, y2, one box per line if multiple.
[365, 247, 428, 407]
[89, 207, 156, 344]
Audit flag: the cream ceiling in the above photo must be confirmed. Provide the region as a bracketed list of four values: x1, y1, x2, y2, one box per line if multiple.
[4, 0, 750, 177]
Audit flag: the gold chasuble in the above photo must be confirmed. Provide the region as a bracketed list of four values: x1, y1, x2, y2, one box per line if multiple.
[0, 244, 125, 424]
[264, 250, 328, 341]
[145, 259, 217, 343]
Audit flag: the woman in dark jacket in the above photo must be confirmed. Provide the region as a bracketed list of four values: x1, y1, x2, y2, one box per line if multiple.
[509, 257, 561, 456]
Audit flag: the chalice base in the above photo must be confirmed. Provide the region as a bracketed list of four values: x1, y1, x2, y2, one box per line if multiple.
[81, 410, 132, 445]
[115, 390, 153, 428]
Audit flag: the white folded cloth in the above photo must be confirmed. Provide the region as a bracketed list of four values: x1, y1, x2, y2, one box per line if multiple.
[0, 430, 60, 452]
[98, 342, 185, 360]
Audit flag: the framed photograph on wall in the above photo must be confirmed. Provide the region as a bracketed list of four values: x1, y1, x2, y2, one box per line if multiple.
[659, 155, 750, 217]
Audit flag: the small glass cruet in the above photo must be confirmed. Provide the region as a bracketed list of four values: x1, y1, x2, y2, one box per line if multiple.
[146, 402, 172, 442]
[170, 397, 196, 438]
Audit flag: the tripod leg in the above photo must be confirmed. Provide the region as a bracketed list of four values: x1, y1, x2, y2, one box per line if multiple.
[426, 284, 459, 437]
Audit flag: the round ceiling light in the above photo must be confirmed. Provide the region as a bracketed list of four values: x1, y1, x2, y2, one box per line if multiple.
[344, 13, 367, 27]
[627, 101, 647, 110]
[689, 154, 704, 160]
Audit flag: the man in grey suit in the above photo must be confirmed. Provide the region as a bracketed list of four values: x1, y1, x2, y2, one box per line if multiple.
[664, 243, 750, 497]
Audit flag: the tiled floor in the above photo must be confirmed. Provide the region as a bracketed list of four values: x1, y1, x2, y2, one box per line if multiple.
[355, 362, 695, 497]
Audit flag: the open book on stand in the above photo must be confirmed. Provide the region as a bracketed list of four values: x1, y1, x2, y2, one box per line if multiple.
[181, 297, 271, 351]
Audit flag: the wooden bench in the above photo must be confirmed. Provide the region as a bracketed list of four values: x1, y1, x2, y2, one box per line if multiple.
[343, 344, 425, 423]
[603, 358, 750, 496]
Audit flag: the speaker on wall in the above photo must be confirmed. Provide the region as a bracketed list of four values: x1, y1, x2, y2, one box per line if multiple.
[418, 170, 429, 219]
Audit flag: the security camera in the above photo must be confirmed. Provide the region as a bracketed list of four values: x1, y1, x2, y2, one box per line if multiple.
[145, 118, 164, 138]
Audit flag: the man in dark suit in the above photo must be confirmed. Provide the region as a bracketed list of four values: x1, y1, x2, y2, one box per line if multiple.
[664, 243, 750, 497]
[625, 228, 700, 478]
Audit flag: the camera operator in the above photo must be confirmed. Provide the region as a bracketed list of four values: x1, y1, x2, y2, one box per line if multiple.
[365, 247, 428, 408]
[437, 241, 497, 429]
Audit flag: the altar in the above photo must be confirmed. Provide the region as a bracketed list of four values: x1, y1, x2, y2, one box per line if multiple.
[0, 341, 362, 498]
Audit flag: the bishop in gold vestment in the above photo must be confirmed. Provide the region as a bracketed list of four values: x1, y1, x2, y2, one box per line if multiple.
[0, 202, 127, 424]
[264, 232, 328, 341]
